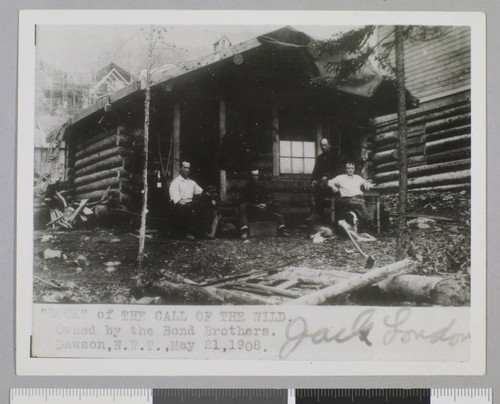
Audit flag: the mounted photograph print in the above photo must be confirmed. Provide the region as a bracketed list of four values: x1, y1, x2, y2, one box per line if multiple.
[16, 10, 486, 375]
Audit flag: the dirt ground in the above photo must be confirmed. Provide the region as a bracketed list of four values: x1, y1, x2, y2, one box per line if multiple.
[33, 190, 471, 305]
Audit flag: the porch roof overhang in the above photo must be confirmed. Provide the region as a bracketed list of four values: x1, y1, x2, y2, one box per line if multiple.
[52, 26, 416, 142]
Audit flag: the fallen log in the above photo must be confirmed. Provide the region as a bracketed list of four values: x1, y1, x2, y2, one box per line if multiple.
[376, 275, 470, 306]
[74, 147, 130, 170]
[75, 155, 127, 177]
[374, 159, 470, 182]
[148, 280, 279, 305]
[285, 259, 417, 305]
[375, 169, 470, 190]
[73, 167, 127, 187]
[75, 134, 132, 160]
[424, 134, 470, 154]
[278, 268, 469, 306]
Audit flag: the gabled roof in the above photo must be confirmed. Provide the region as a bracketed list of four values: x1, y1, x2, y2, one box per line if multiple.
[56, 26, 414, 140]
[96, 62, 132, 83]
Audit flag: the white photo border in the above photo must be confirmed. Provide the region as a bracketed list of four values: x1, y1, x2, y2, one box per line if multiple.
[16, 9, 486, 376]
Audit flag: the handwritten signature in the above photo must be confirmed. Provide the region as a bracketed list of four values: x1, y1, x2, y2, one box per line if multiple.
[279, 308, 470, 359]
[383, 307, 471, 346]
[279, 309, 375, 359]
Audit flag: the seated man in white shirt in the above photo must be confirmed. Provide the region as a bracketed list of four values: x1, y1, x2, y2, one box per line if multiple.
[169, 161, 203, 240]
[327, 161, 374, 231]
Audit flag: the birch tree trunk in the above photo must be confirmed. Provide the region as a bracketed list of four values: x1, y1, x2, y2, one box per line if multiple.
[137, 27, 154, 280]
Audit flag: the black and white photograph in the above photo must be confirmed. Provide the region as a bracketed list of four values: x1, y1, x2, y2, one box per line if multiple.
[16, 10, 486, 375]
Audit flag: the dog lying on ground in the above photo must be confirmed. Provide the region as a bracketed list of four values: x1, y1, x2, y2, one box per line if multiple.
[338, 211, 376, 242]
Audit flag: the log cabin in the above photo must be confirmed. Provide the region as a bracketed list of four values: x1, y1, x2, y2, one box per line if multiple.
[47, 25, 470, 222]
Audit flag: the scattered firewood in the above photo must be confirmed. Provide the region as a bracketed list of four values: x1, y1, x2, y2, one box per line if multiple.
[34, 275, 62, 289]
[224, 282, 301, 298]
[285, 259, 417, 305]
[67, 199, 88, 223]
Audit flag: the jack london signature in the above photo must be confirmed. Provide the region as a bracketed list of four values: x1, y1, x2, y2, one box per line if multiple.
[383, 307, 471, 346]
[279, 307, 470, 359]
[279, 309, 375, 359]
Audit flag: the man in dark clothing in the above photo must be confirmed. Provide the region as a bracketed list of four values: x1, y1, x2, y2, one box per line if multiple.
[239, 169, 288, 240]
[307, 138, 337, 221]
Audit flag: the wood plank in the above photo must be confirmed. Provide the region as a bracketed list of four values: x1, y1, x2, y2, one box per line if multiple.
[401, 29, 470, 56]
[416, 78, 472, 100]
[403, 33, 471, 61]
[406, 51, 470, 81]
[67, 199, 89, 223]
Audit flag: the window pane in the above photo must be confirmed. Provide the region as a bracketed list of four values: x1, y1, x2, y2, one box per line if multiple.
[291, 141, 304, 157]
[280, 141, 291, 157]
[304, 158, 315, 174]
[292, 158, 304, 173]
[280, 157, 292, 173]
[304, 142, 315, 157]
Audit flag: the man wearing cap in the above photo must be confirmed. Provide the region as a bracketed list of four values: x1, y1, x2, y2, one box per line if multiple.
[169, 161, 203, 240]
[328, 161, 374, 230]
[239, 169, 289, 240]
[307, 138, 337, 221]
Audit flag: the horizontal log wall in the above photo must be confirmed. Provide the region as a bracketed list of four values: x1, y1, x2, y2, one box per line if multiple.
[369, 91, 471, 192]
[71, 126, 134, 203]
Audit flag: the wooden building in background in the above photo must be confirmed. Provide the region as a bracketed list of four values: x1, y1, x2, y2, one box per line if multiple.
[369, 26, 471, 192]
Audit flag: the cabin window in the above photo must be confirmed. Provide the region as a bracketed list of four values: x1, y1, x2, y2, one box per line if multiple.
[279, 140, 315, 174]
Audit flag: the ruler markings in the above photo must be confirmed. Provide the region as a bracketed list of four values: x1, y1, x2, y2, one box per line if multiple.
[10, 388, 492, 404]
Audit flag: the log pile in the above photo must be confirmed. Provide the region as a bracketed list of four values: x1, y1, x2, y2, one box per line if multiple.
[369, 91, 471, 192]
[45, 188, 112, 229]
[72, 126, 134, 204]
[148, 259, 470, 306]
